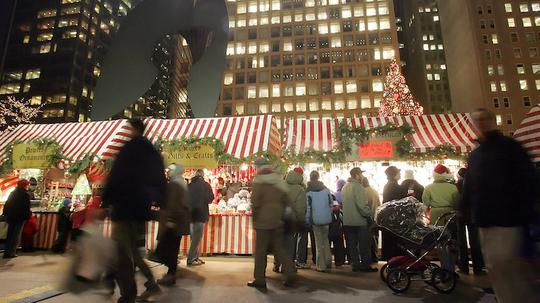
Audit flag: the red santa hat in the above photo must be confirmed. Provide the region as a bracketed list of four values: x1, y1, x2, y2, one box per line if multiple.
[293, 167, 304, 175]
[434, 164, 450, 175]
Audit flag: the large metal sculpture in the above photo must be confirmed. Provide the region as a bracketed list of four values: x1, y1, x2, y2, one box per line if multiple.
[92, 0, 228, 119]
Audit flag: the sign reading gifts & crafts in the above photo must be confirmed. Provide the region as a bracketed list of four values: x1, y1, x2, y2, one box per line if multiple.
[163, 144, 218, 169]
[12, 143, 56, 169]
[345, 130, 402, 161]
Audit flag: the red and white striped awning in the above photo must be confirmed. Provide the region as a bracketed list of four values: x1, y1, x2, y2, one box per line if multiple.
[514, 105, 540, 163]
[0, 120, 132, 164]
[284, 113, 479, 154]
[143, 115, 281, 158]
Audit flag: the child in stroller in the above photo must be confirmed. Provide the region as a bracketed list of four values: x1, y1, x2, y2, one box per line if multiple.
[376, 197, 457, 294]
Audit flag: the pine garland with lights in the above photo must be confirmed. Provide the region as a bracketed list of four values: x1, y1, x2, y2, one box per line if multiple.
[378, 59, 424, 117]
[0, 96, 42, 132]
[0, 138, 64, 176]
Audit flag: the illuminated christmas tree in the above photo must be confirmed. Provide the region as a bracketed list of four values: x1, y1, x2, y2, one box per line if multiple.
[378, 59, 424, 117]
[0, 96, 42, 132]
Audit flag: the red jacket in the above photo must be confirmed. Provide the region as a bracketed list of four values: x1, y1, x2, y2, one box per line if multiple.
[22, 215, 38, 235]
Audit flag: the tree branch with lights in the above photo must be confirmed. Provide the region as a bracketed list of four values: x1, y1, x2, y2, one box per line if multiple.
[0, 96, 42, 132]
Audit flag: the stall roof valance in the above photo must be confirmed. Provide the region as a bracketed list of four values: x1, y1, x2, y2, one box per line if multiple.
[143, 115, 282, 158]
[284, 114, 479, 154]
[514, 105, 540, 163]
[0, 120, 132, 163]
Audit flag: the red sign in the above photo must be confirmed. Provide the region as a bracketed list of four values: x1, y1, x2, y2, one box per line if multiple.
[359, 141, 394, 159]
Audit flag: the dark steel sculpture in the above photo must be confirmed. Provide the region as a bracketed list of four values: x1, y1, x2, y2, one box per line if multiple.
[92, 0, 228, 119]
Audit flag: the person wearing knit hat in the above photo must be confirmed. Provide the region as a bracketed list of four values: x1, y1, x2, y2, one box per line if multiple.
[401, 169, 425, 202]
[422, 164, 460, 272]
[2, 179, 31, 258]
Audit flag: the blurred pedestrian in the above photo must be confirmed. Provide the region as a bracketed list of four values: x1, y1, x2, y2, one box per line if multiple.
[362, 177, 381, 264]
[306, 171, 334, 272]
[463, 108, 540, 303]
[102, 118, 167, 303]
[2, 179, 31, 258]
[382, 166, 407, 260]
[401, 170, 424, 202]
[274, 169, 306, 272]
[153, 164, 191, 286]
[456, 168, 485, 275]
[52, 198, 72, 254]
[187, 169, 214, 266]
[422, 164, 460, 272]
[248, 158, 295, 289]
[342, 168, 376, 272]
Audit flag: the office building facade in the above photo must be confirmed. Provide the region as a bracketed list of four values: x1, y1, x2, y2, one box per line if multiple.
[216, 0, 401, 128]
[395, 0, 452, 114]
[438, 0, 540, 134]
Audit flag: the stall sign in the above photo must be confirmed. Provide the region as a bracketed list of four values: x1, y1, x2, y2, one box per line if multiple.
[163, 144, 217, 169]
[12, 143, 55, 169]
[345, 131, 402, 161]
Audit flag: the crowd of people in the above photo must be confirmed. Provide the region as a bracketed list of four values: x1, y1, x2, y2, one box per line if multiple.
[1, 109, 539, 303]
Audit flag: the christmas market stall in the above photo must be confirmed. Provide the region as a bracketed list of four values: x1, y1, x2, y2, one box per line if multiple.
[514, 104, 540, 164]
[0, 120, 131, 249]
[142, 115, 282, 255]
[283, 114, 479, 195]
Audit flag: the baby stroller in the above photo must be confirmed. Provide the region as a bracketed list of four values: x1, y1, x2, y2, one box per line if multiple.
[376, 197, 457, 294]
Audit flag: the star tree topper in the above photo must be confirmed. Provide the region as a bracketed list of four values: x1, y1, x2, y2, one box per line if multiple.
[379, 59, 424, 117]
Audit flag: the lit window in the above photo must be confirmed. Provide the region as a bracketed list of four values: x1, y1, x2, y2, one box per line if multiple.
[523, 17, 532, 27]
[23, 83, 30, 93]
[62, 30, 78, 39]
[236, 43, 245, 55]
[226, 43, 235, 55]
[296, 83, 306, 96]
[296, 102, 307, 112]
[23, 36, 30, 44]
[532, 2, 540, 11]
[342, 6, 352, 18]
[284, 86, 294, 97]
[361, 96, 371, 109]
[248, 1, 257, 13]
[496, 115, 502, 125]
[283, 40, 293, 51]
[434, 73, 441, 80]
[430, 45, 437, 50]
[295, 13, 303, 22]
[498, 65, 504, 75]
[374, 97, 382, 108]
[42, 109, 64, 118]
[354, 6, 364, 17]
[30, 96, 42, 105]
[423, 44, 429, 51]
[508, 18, 516, 27]
[259, 42, 269, 53]
[321, 100, 332, 110]
[366, 5, 377, 16]
[306, 12, 316, 21]
[309, 100, 319, 111]
[248, 42, 257, 54]
[490, 81, 498, 92]
[0, 83, 21, 94]
[379, 17, 391, 30]
[517, 64, 525, 74]
[259, 86, 269, 98]
[345, 80, 357, 93]
[223, 73, 233, 85]
[347, 99, 358, 109]
[535, 79, 540, 90]
[422, 35, 428, 41]
[427, 74, 433, 81]
[284, 102, 294, 112]
[488, 65, 495, 76]
[237, 3, 246, 14]
[500, 81, 507, 91]
[26, 69, 40, 79]
[504, 3, 512, 13]
[367, 19, 378, 31]
[283, 15, 292, 23]
[378, 3, 389, 15]
[334, 99, 345, 110]
[491, 34, 498, 44]
[237, 17, 246, 27]
[334, 81, 344, 94]
[520, 3, 529, 12]
[37, 32, 53, 41]
[271, 15, 280, 24]
[93, 66, 100, 77]
[259, 103, 268, 114]
[433, 16, 439, 22]
[37, 9, 57, 18]
[236, 104, 245, 115]
[318, 11, 328, 20]
[373, 49, 381, 60]
[272, 84, 280, 97]
[305, 0, 315, 7]
[520, 80, 528, 90]
[426, 64, 432, 70]
[372, 79, 383, 92]
[248, 17, 258, 26]
[330, 36, 341, 48]
[535, 17, 540, 26]
[272, 102, 281, 112]
[330, 22, 340, 33]
[318, 23, 329, 34]
[271, 0, 280, 10]
[248, 86, 257, 99]
[438, 44, 444, 50]
[382, 47, 395, 59]
[532, 64, 540, 74]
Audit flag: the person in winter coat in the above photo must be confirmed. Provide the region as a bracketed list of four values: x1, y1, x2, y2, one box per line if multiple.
[52, 198, 72, 254]
[455, 168, 485, 275]
[153, 164, 191, 287]
[401, 170, 424, 202]
[422, 164, 460, 272]
[2, 179, 31, 258]
[382, 166, 407, 260]
[462, 109, 540, 303]
[422, 164, 460, 225]
[362, 177, 381, 263]
[290, 167, 316, 269]
[21, 212, 38, 252]
[305, 171, 334, 272]
[101, 118, 167, 303]
[187, 169, 214, 266]
[342, 168, 377, 272]
[334, 179, 346, 207]
[274, 169, 306, 272]
[248, 158, 295, 289]
[328, 201, 346, 266]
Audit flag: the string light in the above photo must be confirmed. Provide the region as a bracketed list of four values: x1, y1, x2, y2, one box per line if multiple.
[379, 59, 424, 117]
[0, 96, 42, 132]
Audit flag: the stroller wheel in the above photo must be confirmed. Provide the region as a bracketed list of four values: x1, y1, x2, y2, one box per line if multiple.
[431, 269, 457, 294]
[386, 269, 410, 293]
[380, 263, 390, 283]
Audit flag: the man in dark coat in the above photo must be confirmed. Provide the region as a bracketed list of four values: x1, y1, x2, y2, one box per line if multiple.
[187, 169, 214, 266]
[381, 166, 407, 261]
[102, 118, 167, 303]
[462, 109, 540, 303]
[2, 179, 31, 258]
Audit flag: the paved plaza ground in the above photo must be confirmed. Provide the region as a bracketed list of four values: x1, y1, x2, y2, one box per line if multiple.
[0, 253, 496, 303]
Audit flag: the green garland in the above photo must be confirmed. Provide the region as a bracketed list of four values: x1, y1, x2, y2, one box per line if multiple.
[0, 138, 65, 176]
[68, 153, 95, 175]
[284, 122, 465, 165]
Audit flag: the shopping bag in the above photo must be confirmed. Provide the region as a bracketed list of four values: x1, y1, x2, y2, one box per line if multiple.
[61, 220, 116, 294]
